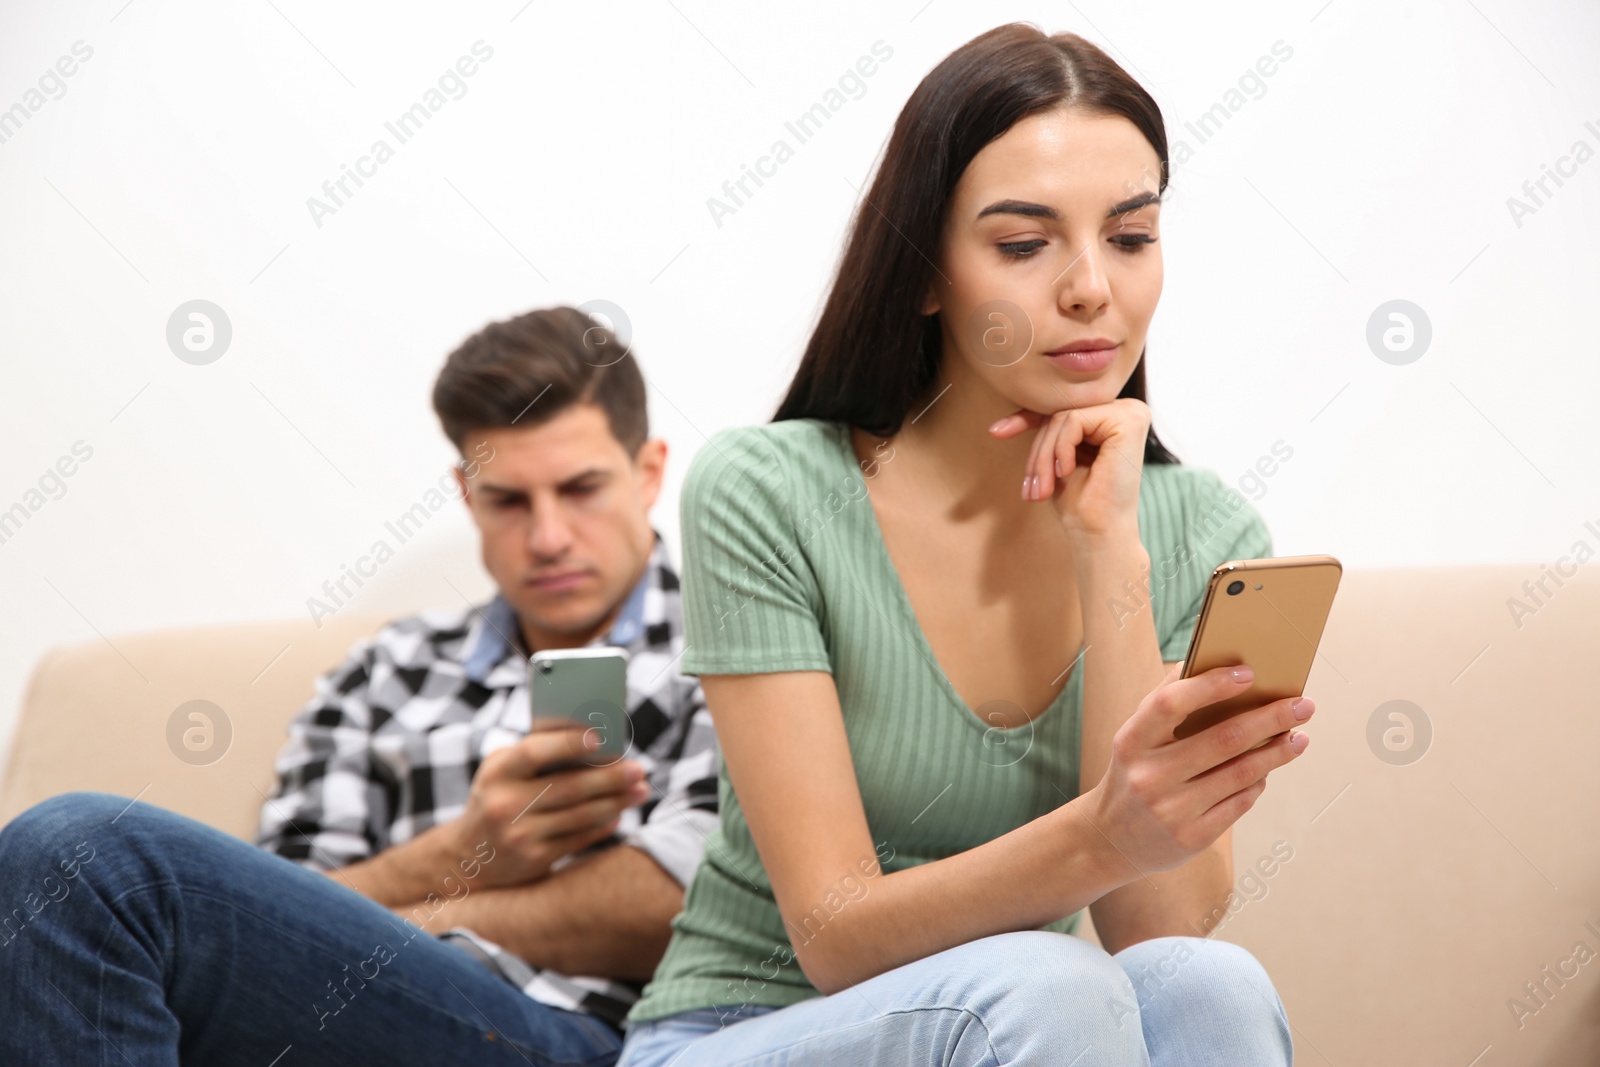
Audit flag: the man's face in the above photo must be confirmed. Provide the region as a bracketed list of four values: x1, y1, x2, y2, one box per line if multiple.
[454, 403, 666, 650]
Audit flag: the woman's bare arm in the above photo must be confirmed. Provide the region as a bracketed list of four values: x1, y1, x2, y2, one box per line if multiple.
[702, 669, 1134, 995]
[1073, 533, 1234, 954]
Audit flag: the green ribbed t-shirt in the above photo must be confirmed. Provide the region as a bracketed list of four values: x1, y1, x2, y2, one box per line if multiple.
[628, 417, 1273, 1023]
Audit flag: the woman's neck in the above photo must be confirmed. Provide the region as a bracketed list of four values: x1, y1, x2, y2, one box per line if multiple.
[877, 357, 1048, 523]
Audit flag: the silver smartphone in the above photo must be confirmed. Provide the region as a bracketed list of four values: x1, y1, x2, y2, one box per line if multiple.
[527, 647, 632, 768]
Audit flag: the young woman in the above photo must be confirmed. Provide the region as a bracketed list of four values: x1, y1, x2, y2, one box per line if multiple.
[619, 24, 1307, 1066]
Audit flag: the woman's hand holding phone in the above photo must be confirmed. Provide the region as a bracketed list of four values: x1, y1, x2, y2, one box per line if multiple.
[1083, 660, 1314, 876]
[450, 724, 651, 888]
[989, 400, 1336, 890]
[988, 396, 1151, 542]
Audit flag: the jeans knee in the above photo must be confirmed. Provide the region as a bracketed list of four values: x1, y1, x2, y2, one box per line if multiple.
[0, 792, 126, 861]
[1116, 936, 1284, 1017]
[0, 793, 126, 926]
[936, 931, 1148, 1052]
[975, 930, 1131, 989]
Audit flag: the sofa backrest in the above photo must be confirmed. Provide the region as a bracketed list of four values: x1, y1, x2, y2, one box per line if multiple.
[0, 613, 390, 840]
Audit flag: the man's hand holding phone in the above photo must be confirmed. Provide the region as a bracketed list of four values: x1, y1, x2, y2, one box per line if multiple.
[450, 723, 651, 889]
[1084, 660, 1314, 876]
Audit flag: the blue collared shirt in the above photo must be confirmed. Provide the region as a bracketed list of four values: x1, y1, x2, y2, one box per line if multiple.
[461, 549, 653, 684]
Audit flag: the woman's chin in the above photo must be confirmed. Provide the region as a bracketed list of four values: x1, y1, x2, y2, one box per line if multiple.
[1012, 376, 1123, 414]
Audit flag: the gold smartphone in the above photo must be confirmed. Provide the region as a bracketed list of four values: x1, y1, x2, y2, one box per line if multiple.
[1172, 554, 1342, 740]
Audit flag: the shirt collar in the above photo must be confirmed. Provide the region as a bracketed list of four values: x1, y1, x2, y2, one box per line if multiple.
[462, 530, 664, 685]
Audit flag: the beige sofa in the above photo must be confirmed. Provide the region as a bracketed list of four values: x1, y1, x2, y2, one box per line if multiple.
[2, 566, 1595, 1065]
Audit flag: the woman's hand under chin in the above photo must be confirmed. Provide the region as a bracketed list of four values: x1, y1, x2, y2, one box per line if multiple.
[988, 397, 1152, 545]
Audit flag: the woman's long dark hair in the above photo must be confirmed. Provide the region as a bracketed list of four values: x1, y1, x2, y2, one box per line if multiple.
[772, 23, 1181, 465]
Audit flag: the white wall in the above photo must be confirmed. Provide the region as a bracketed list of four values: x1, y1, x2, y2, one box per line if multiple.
[2, 0, 1596, 765]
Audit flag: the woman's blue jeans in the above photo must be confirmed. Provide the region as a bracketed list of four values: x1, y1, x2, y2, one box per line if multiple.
[0, 792, 624, 1066]
[619, 930, 1293, 1066]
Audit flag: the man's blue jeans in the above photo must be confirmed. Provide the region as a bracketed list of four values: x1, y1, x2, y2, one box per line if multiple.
[619, 931, 1293, 1065]
[0, 792, 624, 1066]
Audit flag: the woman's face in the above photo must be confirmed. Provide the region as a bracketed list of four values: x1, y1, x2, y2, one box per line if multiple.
[927, 107, 1164, 415]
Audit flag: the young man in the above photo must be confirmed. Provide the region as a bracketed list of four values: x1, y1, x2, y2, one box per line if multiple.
[0, 307, 717, 1065]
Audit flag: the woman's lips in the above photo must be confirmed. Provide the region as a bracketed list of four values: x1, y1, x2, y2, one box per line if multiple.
[1042, 345, 1117, 372]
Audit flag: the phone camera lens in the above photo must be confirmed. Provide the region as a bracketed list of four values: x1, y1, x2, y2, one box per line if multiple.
[1226, 580, 1245, 596]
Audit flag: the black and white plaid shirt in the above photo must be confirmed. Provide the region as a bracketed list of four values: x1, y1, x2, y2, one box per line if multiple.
[256, 531, 719, 1029]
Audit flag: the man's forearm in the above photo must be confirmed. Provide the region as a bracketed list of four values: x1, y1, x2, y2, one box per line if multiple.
[321, 821, 489, 908]
[393, 843, 684, 981]
[1076, 530, 1232, 952]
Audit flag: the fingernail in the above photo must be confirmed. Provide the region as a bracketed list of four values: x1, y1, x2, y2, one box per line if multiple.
[990, 418, 1009, 433]
[1054, 457, 1062, 477]
[1030, 474, 1039, 499]
[1289, 730, 1309, 753]
[1292, 697, 1314, 721]
[1021, 476, 1031, 499]
[1230, 666, 1254, 683]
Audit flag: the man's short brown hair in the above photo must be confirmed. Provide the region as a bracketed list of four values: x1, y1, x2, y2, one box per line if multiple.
[432, 306, 648, 456]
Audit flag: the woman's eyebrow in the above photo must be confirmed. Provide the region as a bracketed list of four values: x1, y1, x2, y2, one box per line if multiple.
[976, 191, 1163, 222]
[1108, 190, 1162, 217]
[976, 199, 1057, 221]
